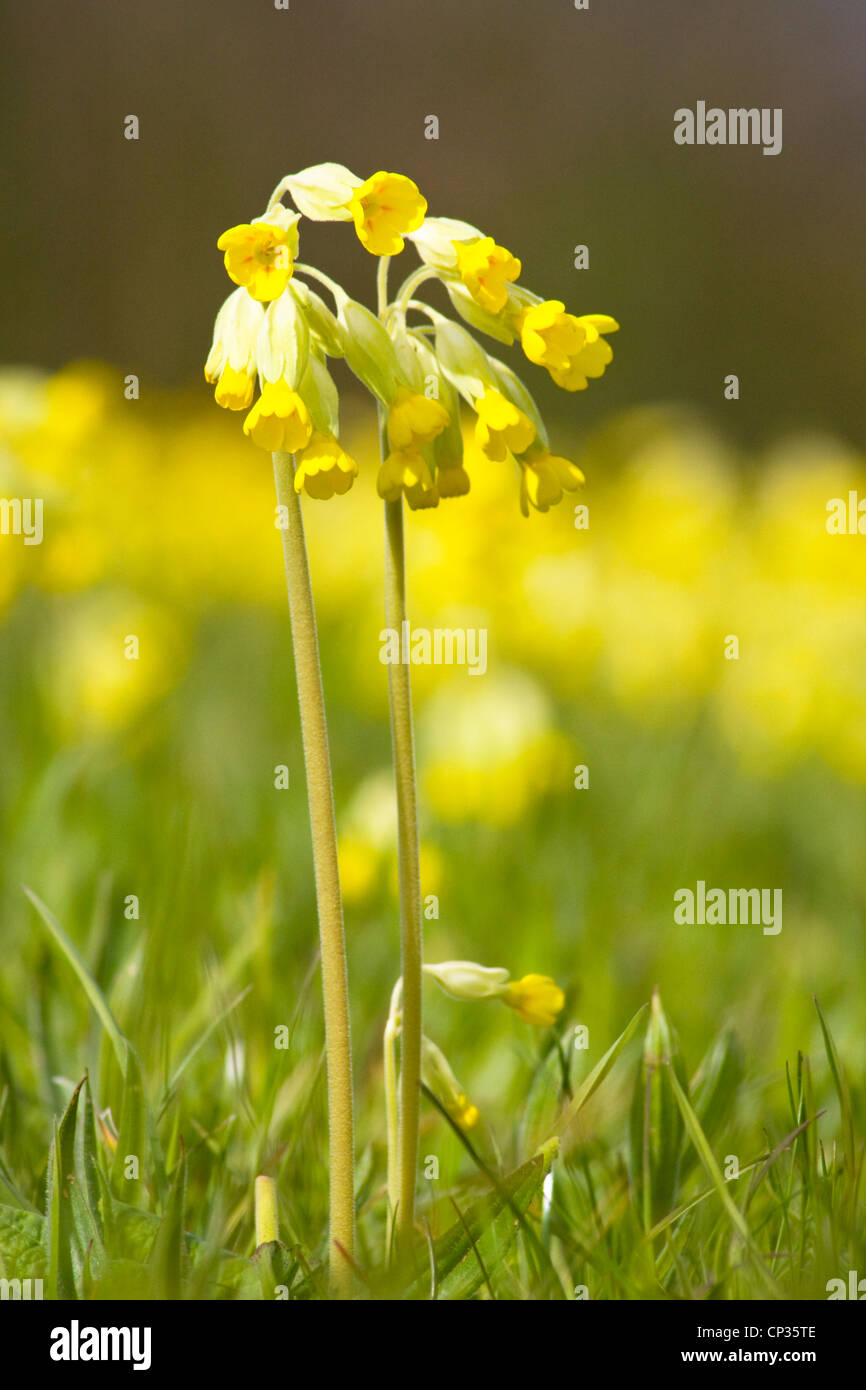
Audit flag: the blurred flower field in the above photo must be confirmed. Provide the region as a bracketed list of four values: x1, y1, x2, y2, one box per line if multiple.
[0, 361, 864, 1297]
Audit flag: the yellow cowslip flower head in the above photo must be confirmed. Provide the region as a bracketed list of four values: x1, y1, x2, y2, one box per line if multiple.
[518, 444, 585, 517]
[453, 236, 521, 315]
[243, 380, 312, 453]
[424, 960, 511, 1000]
[217, 207, 300, 302]
[293, 430, 358, 500]
[377, 448, 438, 509]
[386, 386, 450, 451]
[204, 288, 265, 410]
[421, 1037, 479, 1130]
[473, 387, 536, 462]
[348, 171, 427, 256]
[502, 974, 565, 1027]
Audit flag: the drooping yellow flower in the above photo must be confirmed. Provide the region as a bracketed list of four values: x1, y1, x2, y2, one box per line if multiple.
[347, 172, 427, 256]
[293, 431, 358, 500]
[519, 302, 619, 390]
[502, 974, 565, 1027]
[243, 380, 312, 452]
[377, 448, 438, 509]
[551, 314, 618, 390]
[387, 386, 450, 450]
[473, 388, 535, 462]
[519, 444, 585, 517]
[217, 212, 300, 301]
[453, 237, 521, 315]
[204, 288, 265, 410]
[519, 300, 586, 372]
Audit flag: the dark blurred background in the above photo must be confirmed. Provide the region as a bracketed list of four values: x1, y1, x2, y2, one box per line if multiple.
[2, 0, 864, 448]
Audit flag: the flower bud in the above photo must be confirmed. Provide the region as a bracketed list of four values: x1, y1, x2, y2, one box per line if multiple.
[283, 162, 361, 221]
[424, 960, 510, 1000]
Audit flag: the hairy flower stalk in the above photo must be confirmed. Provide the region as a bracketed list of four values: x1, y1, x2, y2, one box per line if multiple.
[272, 450, 355, 1294]
[377, 252, 427, 1245]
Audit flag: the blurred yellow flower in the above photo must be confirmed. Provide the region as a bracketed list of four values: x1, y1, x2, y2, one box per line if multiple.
[519, 445, 585, 516]
[502, 974, 565, 1027]
[45, 594, 187, 734]
[348, 172, 427, 256]
[377, 448, 437, 508]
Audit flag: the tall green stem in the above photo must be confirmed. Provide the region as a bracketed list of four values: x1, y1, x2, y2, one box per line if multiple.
[272, 450, 355, 1295]
[383, 489, 424, 1243]
[377, 251, 423, 1244]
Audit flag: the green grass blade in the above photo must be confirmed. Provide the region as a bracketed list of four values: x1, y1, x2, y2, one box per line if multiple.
[23, 886, 126, 1072]
[555, 1002, 648, 1138]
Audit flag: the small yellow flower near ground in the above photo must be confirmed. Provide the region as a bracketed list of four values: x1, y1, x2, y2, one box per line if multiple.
[387, 387, 450, 450]
[453, 236, 521, 315]
[519, 445, 585, 516]
[502, 974, 565, 1027]
[243, 380, 312, 452]
[421, 1037, 480, 1130]
[450, 1093, 480, 1129]
[377, 448, 438, 508]
[217, 216, 299, 301]
[293, 431, 358, 499]
[348, 172, 427, 256]
[473, 387, 536, 462]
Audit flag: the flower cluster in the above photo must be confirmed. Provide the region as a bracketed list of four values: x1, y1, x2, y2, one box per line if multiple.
[205, 163, 618, 514]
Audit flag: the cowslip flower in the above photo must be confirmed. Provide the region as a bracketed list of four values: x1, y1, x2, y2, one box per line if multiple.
[348, 172, 427, 256]
[473, 387, 536, 462]
[386, 386, 450, 451]
[421, 1037, 479, 1130]
[554, 314, 619, 390]
[293, 431, 358, 500]
[217, 207, 301, 302]
[204, 288, 264, 410]
[518, 300, 586, 373]
[377, 448, 438, 509]
[453, 236, 521, 315]
[502, 974, 565, 1027]
[518, 444, 585, 517]
[519, 301, 619, 391]
[243, 380, 312, 452]
[424, 959, 565, 1027]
